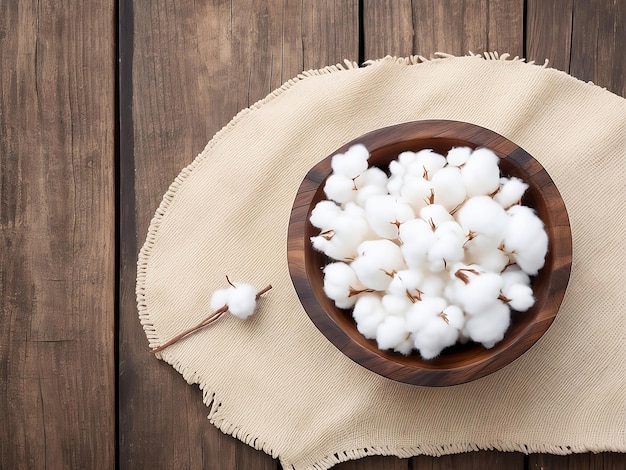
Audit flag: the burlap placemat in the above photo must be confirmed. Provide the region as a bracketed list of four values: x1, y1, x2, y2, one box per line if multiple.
[137, 53, 626, 470]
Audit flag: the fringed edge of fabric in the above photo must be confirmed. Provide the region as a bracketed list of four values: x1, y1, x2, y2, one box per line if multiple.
[135, 51, 616, 467]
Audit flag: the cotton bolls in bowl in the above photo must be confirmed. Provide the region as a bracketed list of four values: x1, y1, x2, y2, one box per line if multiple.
[287, 120, 572, 386]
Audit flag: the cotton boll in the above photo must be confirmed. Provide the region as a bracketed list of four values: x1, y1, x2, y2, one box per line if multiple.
[427, 236, 465, 272]
[414, 315, 460, 359]
[323, 262, 363, 308]
[431, 166, 467, 211]
[501, 265, 531, 289]
[394, 336, 415, 355]
[352, 294, 383, 323]
[405, 296, 447, 333]
[446, 146, 472, 167]
[503, 205, 548, 275]
[382, 294, 412, 316]
[331, 144, 369, 178]
[419, 204, 453, 230]
[502, 283, 535, 312]
[471, 247, 510, 273]
[458, 271, 504, 316]
[456, 195, 508, 240]
[226, 283, 258, 319]
[420, 274, 446, 297]
[310, 200, 342, 230]
[355, 184, 387, 207]
[493, 177, 528, 209]
[356, 309, 386, 339]
[442, 305, 465, 330]
[351, 251, 392, 290]
[210, 288, 232, 310]
[412, 149, 446, 178]
[400, 175, 433, 212]
[324, 174, 356, 204]
[462, 147, 501, 196]
[310, 235, 355, 262]
[355, 166, 388, 189]
[388, 269, 424, 301]
[352, 239, 405, 290]
[376, 316, 409, 350]
[398, 151, 417, 166]
[464, 301, 511, 348]
[366, 195, 415, 239]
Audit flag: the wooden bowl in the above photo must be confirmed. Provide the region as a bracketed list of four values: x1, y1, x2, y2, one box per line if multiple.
[287, 120, 572, 386]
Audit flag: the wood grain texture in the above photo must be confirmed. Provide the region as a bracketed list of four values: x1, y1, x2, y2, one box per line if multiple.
[529, 453, 626, 470]
[0, 0, 116, 468]
[118, 0, 358, 468]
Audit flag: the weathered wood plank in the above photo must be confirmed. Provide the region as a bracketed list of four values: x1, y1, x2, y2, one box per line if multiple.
[529, 453, 626, 470]
[119, 1, 358, 468]
[0, 0, 116, 468]
[413, 451, 525, 469]
[334, 455, 409, 470]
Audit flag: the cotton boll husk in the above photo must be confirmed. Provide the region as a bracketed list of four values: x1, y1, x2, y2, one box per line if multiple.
[493, 177, 528, 209]
[461, 147, 501, 196]
[310, 200, 342, 230]
[324, 174, 356, 204]
[331, 144, 369, 178]
[431, 166, 467, 211]
[503, 283, 535, 312]
[382, 294, 412, 316]
[464, 301, 511, 348]
[210, 288, 232, 310]
[352, 294, 384, 323]
[376, 316, 409, 350]
[365, 195, 415, 239]
[459, 272, 504, 316]
[227, 283, 258, 319]
[405, 296, 447, 333]
[412, 149, 446, 178]
[419, 204, 453, 230]
[414, 315, 459, 359]
[456, 195, 508, 240]
[446, 146, 472, 167]
[400, 175, 433, 212]
[503, 205, 548, 275]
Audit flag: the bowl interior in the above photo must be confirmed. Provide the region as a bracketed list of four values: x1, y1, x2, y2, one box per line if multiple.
[288, 120, 572, 386]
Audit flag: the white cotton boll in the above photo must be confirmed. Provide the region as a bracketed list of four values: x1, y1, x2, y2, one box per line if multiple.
[394, 336, 415, 355]
[461, 147, 501, 196]
[405, 296, 447, 333]
[210, 288, 232, 310]
[356, 309, 386, 339]
[446, 146, 472, 167]
[310, 200, 342, 230]
[493, 177, 529, 209]
[352, 294, 384, 323]
[458, 272, 504, 316]
[431, 166, 467, 211]
[503, 205, 548, 275]
[435, 220, 466, 240]
[398, 151, 417, 166]
[501, 265, 531, 289]
[427, 235, 465, 272]
[471, 248, 510, 273]
[382, 294, 412, 316]
[502, 283, 535, 312]
[420, 274, 446, 297]
[365, 195, 415, 239]
[355, 184, 387, 207]
[352, 240, 405, 290]
[464, 301, 511, 348]
[331, 144, 369, 178]
[442, 305, 465, 330]
[388, 269, 424, 300]
[227, 283, 258, 319]
[355, 166, 388, 189]
[323, 262, 362, 308]
[419, 204, 453, 230]
[456, 195, 508, 240]
[376, 316, 409, 350]
[310, 235, 354, 262]
[412, 149, 446, 178]
[386, 176, 404, 197]
[414, 315, 460, 359]
[324, 174, 356, 204]
[400, 175, 433, 212]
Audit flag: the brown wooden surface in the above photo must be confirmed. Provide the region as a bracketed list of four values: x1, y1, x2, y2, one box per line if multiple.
[288, 120, 572, 387]
[1, 0, 624, 468]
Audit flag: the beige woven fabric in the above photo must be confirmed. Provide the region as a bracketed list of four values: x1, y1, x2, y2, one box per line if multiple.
[137, 54, 626, 470]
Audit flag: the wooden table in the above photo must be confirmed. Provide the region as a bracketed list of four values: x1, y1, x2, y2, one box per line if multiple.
[1, 1, 623, 468]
